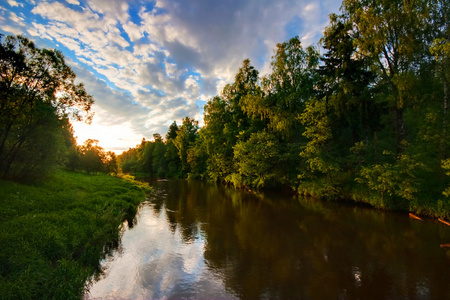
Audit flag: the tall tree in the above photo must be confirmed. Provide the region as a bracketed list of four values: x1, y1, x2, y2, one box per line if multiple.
[430, 0, 450, 158]
[242, 36, 319, 137]
[233, 131, 285, 189]
[0, 34, 93, 178]
[238, 37, 320, 189]
[105, 151, 118, 174]
[319, 14, 378, 166]
[202, 96, 233, 182]
[174, 117, 199, 176]
[166, 121, 179, 141]
[341, 0, 431, 154]
[201, 59, 260, 183]
[79, 139, 105, 174]
[222, 58, 260, 142]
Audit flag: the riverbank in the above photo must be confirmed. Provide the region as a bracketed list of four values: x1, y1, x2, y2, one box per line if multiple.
[130, 170, 450, 222]
[0, 171, 151, 299]
[296, 178, 450, 223]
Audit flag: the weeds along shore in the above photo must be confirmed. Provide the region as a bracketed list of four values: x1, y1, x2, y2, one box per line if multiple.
[0, 171, 151, 300]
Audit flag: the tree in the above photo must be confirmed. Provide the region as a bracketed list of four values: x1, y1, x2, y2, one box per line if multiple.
[105, 151, 118, 174]
[356, 153, 424, 209]
[0, 34, 93, 178]
[202, 96, 233, 182]
[79, 139, 105, 174]
[174, 117, 199, 176]
[5, 101, 66, 178]
[152, 135, 167, 178]
[201, 59, 261, 183]
[119, 148, 138, 174]
[341, 0, 431, 154]
[233, 131, 285, 189]
[320, 15, 376, 146]
[187, 133, 207, 180]
[299, 98, 341, 194]
[223, 58, 260, 142]
[164, 139, 181, 178]
[242, 37, 319, 137]
[430, 0, 450, 158]
[166, 121, 179, 141]
[238, 37, 320, 189]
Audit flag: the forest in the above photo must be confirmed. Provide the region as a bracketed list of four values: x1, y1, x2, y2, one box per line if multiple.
[119, 0, 450, 218]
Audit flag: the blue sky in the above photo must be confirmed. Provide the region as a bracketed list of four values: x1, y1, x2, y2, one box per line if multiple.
[1, 0, 341, 153]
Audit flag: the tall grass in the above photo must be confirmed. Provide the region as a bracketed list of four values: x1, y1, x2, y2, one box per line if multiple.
[0, 171, 150, 299]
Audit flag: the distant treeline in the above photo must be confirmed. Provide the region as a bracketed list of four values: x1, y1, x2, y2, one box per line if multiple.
[119, 0, 450, 218]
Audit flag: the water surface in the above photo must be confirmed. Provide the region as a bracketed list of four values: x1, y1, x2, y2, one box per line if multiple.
[86, 180, 450, 299]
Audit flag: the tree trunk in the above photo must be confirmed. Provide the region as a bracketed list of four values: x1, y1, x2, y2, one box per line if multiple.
[374, 131, 378, 164]
[396, 107, 406, 155]
[442, 77, 449, 159]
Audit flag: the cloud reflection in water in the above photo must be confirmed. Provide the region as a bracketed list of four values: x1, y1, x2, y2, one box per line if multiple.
[86, 203, 235, 299]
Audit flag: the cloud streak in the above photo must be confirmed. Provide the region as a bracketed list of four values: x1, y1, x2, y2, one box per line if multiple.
[0, 0, 341, 152]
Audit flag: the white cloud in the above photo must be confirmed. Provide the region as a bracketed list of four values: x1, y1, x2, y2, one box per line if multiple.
[10, 0, 341, 151]
[87, 0, 129, 24]
[65, 0, 80, 5]
[77, 57, 94, 66]
[8, 11, 25, 26]
[7, 0, 23, 7]
[123, 21, 143, 42]
[0, 24, 23, 35]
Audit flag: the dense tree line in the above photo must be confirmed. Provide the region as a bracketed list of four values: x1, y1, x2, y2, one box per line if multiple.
[120, 0, 450, 217]
[0, 34, 116, 179]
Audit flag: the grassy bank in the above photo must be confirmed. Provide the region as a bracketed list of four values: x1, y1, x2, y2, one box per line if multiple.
[0, 171, 151, 299]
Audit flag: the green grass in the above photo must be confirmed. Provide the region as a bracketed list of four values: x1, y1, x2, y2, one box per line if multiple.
[0, 171, 151, 300]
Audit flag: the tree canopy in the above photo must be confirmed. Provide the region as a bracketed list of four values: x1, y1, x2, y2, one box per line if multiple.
[0, 34, 94, 179]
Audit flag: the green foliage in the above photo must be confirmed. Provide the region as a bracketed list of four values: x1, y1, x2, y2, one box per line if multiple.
[0, 34, 93, 179]
[340, 0, 432, 154]
[118, 0, 449, 220]
[0, 171, 150, 299]
[233, 131, 284, 189]
[299, 99, 339, 178]
[441, 159, 450, 199]
[242, 37, 319, 137]
[356, 153, 424, 209]
[79, 139, 105, 174]
[152, 137, 167, 178]
[164, 139, 182, 178]
[64, 138, 118, 175]
[187, 134, 207, 180]
[119, 130, 182, 179]
[4, 101, 67, 179]
[431, 38, 450, 67]
[202, 96, 235, 181]
[174, 117, 199, 176]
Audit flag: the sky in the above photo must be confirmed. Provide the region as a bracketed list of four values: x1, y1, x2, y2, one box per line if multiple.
[1, 0, 341, 153]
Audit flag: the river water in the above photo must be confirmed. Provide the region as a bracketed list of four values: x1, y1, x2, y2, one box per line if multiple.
[86, 180, 450, 299]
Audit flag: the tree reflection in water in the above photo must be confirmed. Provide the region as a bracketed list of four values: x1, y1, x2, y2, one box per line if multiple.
[87, 180, 450, 299]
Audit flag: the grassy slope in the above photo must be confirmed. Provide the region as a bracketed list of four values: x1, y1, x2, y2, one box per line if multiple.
[0, 171, 150, 300]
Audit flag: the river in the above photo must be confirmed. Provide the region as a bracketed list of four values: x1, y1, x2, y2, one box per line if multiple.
[86, 180, 450, 299]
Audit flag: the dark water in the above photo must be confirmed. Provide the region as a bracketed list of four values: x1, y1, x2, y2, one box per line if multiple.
[86, 180, 450, 299]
